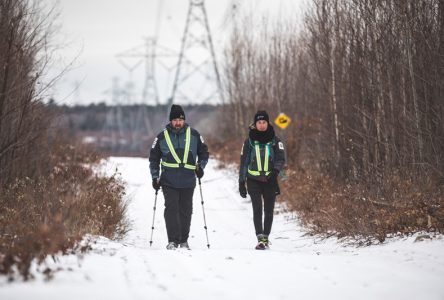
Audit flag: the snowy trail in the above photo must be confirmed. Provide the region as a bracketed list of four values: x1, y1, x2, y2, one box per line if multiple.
[1, 157, 444, 300]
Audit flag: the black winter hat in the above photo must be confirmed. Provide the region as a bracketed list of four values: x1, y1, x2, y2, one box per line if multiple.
[254, 110, 269, 124]
[169, 104, 185, 121]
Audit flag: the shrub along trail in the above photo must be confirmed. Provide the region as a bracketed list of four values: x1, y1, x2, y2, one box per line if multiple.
[1, 157, 444, 300]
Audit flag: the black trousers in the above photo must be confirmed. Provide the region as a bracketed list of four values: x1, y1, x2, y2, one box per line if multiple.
[247, 178, 277, 236]
[162, 185, 195, 244]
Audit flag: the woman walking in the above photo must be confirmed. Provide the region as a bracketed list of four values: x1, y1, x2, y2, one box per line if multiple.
[238, 111, 286, 250]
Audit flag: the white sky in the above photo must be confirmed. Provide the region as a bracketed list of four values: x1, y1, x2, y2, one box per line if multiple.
[43, 0, 305, 106]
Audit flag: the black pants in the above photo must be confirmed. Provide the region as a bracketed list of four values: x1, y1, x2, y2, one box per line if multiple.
[247, 178, 277, 236]
[162, 186, 195, 244]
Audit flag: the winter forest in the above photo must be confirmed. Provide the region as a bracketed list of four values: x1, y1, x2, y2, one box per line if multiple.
[0, 0, 443, 299]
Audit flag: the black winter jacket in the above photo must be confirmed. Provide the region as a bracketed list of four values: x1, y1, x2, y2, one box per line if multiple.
[239, 129, 286, 183]
[149, 123, 209, 188]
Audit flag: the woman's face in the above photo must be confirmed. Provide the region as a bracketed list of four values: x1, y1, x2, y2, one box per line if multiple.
[256, 120, 268, 132]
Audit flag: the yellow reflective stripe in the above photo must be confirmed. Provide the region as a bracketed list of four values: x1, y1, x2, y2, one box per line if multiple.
[249, 142, 271, 177]
[248, 169, 270, 176]
[162, 162, 179, 168]
[183, 127, 190, 164]
[164, 129, 181, 164]
[248, 169, 260, 176]
[162, 162, 196, 170]
[264, 144, 269, 172]
[184, 164, 196, 170]
[255, 144, 262, 171]
[162, 127, 195, 169]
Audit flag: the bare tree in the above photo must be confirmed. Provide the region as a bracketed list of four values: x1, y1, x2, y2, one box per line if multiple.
[0, 0, 59, 185]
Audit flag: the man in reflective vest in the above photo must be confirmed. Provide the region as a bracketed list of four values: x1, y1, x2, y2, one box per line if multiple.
[238, 110, 286, 250]
[149, 104, 209, 250]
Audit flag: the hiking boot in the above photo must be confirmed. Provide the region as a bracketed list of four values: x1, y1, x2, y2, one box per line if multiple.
[179, 242, 190, 250]
[166, 242, 178, 250]
[256, 234, 269, 249]
[255, 241, 267, 250]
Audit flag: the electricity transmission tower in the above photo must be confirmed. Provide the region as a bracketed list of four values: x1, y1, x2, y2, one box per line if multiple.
[116, 37, 176, 105]
[170, 0, 224, 105]
[115, 37, 177, 153]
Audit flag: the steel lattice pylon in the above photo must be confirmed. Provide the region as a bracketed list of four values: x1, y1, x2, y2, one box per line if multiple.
[170, 0, 224, 105]
[116, 37, 176, 105]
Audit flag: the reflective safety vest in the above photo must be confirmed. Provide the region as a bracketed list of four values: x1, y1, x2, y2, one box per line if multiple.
[248, 141, 271, 177]
[161, 127, 196, 170]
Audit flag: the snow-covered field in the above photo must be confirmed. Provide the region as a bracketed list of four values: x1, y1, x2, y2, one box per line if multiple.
[1, 157, 444, 300]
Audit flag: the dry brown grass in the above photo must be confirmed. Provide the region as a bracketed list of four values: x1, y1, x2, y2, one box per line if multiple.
[0, 140, 128, 280]
[281, 168, 444, 244]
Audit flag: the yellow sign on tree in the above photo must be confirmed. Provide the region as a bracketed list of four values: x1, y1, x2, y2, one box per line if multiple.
[274, 113, 292, 130]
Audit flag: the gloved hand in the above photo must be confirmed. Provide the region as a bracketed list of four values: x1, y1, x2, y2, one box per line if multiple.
[239, 181, 247, 198]
[267, 169, 280, 182]
[195, 165, 204, 179]
[152, 178, 161, 191]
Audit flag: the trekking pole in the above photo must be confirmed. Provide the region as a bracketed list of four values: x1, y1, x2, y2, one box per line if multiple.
[149, 189, 159, 247]
[198, 178, 210, 249]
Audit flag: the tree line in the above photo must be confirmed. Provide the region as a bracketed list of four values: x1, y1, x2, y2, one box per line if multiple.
[223, 0, 444, 187]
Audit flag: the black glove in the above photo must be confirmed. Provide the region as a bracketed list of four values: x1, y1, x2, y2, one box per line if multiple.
[195, 165, 204, 179]
[152, 178, 161, 191]
[239, 181, 247, 198]
[267, 169, 280, 182]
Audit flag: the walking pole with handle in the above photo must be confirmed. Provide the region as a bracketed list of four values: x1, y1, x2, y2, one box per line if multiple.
[149, 189, 159, 247]
[198, 178, 210, 249]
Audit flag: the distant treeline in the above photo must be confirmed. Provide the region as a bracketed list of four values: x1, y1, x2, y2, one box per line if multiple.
[54, 103, 217, 132]
[51, 103, 220, 155]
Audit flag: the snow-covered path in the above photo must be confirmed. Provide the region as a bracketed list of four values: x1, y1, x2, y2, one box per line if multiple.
[1, 157, 444, 300]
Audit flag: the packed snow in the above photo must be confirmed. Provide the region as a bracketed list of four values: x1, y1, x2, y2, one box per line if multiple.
[1, 157, 443, 300]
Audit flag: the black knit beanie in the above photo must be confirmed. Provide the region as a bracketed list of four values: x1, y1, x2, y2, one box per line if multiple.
[254, 110, 269, 124]
[169, 104, 185, 121]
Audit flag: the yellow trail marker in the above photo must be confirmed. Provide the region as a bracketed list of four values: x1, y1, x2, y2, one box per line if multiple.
[274, 113, 292, 130]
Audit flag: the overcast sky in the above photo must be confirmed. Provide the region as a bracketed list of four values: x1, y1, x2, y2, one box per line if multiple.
[43, 0, 304, 106]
